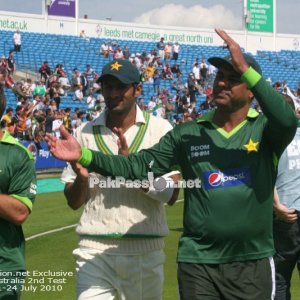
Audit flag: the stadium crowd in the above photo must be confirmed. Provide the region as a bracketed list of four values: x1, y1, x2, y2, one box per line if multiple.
[1, 37, 300, 146]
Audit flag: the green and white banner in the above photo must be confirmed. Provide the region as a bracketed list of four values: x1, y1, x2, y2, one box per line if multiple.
[247, 0, 274, 33]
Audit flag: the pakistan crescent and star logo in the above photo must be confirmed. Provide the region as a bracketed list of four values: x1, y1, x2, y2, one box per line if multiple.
[110, 61, 123, 71]
[244, 138, 259, 153]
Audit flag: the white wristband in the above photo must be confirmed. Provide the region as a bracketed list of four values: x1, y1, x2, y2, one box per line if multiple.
[146, 176, 175, 203]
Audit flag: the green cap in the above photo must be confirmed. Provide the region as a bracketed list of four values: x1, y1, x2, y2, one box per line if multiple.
[99, 59, 141, 84]
[208, 53, 262, 75]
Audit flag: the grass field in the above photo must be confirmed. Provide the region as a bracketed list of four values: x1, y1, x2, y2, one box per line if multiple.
[21, 191, 300, 299]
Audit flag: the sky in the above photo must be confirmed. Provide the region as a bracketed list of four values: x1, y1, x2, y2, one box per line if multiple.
[0, 0, 298, 35]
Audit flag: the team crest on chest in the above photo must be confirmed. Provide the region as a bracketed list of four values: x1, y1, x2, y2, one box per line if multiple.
[244, 138, 259, 153]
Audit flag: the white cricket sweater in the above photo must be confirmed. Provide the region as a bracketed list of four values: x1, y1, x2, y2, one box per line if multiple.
[61, 106, 173, 254]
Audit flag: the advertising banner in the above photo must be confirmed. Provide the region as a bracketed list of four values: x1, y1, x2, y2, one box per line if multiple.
[22, 141, 66, 170]
[48, 0, 76, 18]
[247, 0, 274, 32]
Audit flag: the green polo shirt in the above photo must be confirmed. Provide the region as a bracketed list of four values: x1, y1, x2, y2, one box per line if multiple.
[79, 69, 298, 264]
[0, 131, 36, 271]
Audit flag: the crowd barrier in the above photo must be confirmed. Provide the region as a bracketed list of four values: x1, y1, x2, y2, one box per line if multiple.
[21, 141, 66, 169]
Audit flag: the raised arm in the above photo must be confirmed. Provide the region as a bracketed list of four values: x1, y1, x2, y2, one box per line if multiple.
[215, 28, 297, 155]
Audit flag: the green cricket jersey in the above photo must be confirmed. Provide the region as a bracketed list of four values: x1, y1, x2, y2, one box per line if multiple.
[80, 70, 298, 264]
[0, 131, 36, 271]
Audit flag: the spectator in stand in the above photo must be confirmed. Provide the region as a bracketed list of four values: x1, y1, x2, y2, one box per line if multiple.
[200, 59, 208, 83]
[122, 45, 131, 59]
[32, 95, 45, 112]
[159, 88, 171, 103]
[172, 42, 180, 62]
[86, 90, 96, 110]
[173, 90, 181, 109]
[129, 53, 135, 63]
[16, 96, 26, 107]
[147, 95, 157, 111]
[48, 82, 60, 100]
[58, 73, 71, 94]
[31, 115, 45, 147]
[73, 85, 84, 102]
[75, 111, 86, 129]
[207, 63, 217, 81]
[79, 30, 89, 41]
[140, 50, 148, 64]
[193, 58, 199, 68]
[0, 117, 17, 136]
[189, 106, 198, 120]
[84, 64, 98, 92]
[7, 51, 16, 76]
[1, 107, 14, 124]
[49, 99, 57, 112]
[72, 70, 88, 95]
[134, 53, 143, 70]
[15, 106, 30, 140]
[100, 41, 110, 58]
[9, 80, 28, 100]
[0, 57, 8, 75]
[165, 98, 175, 122]
[140, 66, 146, 82]
[171, 64, 181, 76]
[164, 42, 172, 61]
[113, 48, 124, 60]
[23, 78, 35, 97]
[156, 37, 165, 61]
[145, 62, 156, 82]
[162, 64, 173, 80]
[33, 81, 46, 97]
[39, 61, 52, 82]
[192, 62, 201, 85]
[52, 110, 64, 138]
[62, 108, 72, 134]
[13, 29, 21, 52]
[172, 73, 185, 93]
[54, 64, 67, 78]
[96, 93, 105, 109]
[92, 76, 101, 94]
[110, 41, 119, 53]
[153, 96, 165, 118]
[147, 49, 156, 63]
[273, 81, 282, 92]
[187, 73, 197, 106]
[182, 87, 191, 108]
[53, 91, 61, 111]
[153, 69, 162, 95]
[153, 56, 163, 69]
[137, 98, 147, 111]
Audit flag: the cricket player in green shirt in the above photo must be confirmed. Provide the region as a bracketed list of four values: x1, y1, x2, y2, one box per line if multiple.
[46, 29, 297, 299]
[0, 83, 37, 299]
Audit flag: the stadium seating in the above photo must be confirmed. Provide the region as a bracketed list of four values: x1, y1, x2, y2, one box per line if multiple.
[1, 29, 300, 113]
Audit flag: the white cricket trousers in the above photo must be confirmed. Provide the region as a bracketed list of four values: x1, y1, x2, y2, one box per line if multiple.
[73, 247, 165, 300]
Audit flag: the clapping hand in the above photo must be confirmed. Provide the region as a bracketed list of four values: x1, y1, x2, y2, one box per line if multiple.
[45, 126, 82, 161]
